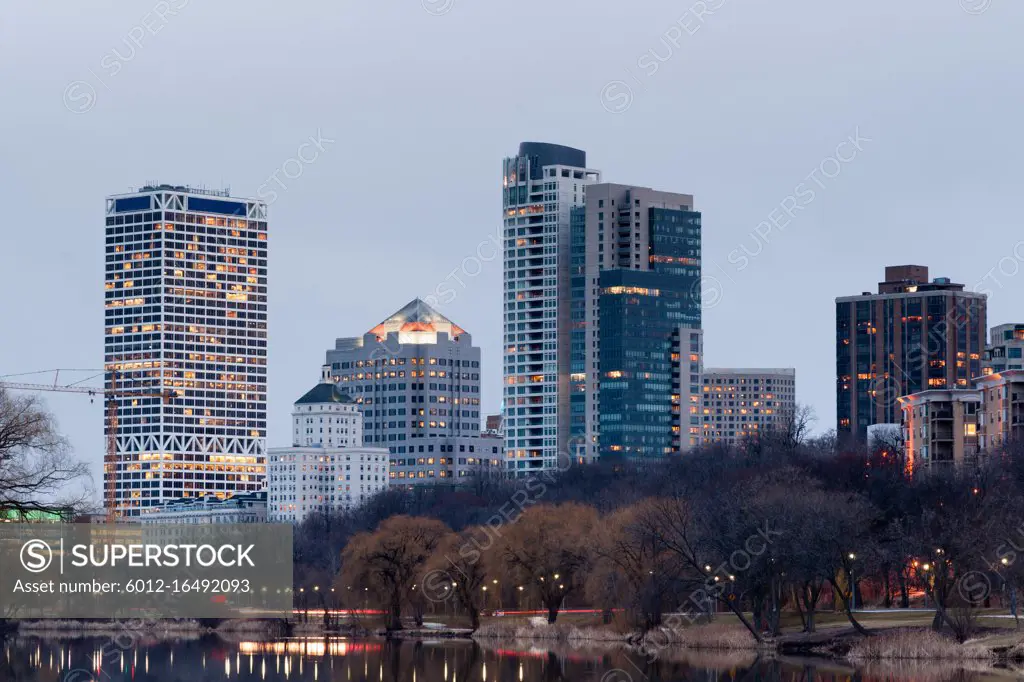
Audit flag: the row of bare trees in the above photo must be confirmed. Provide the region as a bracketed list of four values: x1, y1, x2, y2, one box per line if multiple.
[330, 470, 876, 642]
[306, 415, 1024, 642]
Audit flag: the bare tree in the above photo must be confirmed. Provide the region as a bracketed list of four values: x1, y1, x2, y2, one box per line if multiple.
[498, 502, 598, 624]
[0, 388, 90, 516]
[591, 503, 688, 634]
[640, 495, 765, 642]
[787, 487, 878, 635]
[341, 515, 449, 631]
[424, 527, 491, 631]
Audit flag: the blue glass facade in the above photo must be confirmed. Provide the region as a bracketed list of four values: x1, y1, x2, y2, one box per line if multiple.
[598, 208, 702, 458]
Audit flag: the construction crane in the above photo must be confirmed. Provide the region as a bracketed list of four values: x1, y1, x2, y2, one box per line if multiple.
[0, 369, 175, 521]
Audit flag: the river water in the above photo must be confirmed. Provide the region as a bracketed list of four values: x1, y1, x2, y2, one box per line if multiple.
[0, 635, 1017, 682]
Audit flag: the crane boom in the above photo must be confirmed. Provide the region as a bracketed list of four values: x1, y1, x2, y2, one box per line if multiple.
[0, 371, 175, 521]
[0, 382, 100, 395]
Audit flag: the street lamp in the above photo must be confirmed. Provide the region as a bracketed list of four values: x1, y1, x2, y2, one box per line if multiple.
[848, 553, 857, 611]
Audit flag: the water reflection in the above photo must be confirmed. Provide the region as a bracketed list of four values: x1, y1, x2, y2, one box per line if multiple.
[1, 635, 1021, 682]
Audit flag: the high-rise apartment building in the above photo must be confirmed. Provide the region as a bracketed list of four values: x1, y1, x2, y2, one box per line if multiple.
[984, 324, 1024, 375]
[571, 184, 703, 459]
[836, 265, 986, 441]
[104, 185, 268, 517]
[502, 143, 600, 474]
[701, 369, 796, 446]
[324, 299, 500, 482]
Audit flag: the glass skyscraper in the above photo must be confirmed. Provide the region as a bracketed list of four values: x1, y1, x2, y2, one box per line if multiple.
[104, 185, 268, 516]
[573, 185, 702, 459]
[598, 209, 702, 457]
[503, 145, 704, 466]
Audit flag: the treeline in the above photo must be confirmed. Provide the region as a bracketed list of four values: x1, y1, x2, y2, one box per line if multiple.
[294, 429, 1024, 643]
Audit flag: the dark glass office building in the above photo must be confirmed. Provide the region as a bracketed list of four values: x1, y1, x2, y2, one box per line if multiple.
[836, 265, 987, 441]
[571, 184, 702, 460]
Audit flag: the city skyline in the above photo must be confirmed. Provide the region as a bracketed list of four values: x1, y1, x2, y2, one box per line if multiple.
[2, 0, 1022, 495]
[5, 159, 1024, 501]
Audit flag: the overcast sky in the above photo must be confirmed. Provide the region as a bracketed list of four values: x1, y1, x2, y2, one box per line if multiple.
[1, 0, 1022, 496]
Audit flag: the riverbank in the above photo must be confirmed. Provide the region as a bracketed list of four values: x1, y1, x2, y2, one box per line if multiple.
[467, 617, 1024, 665]
[15, 619, 208, 636]
[11, 613, 1024, 666]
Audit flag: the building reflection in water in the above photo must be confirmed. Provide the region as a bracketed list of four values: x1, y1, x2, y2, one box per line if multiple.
[0, 635, 1007, 682]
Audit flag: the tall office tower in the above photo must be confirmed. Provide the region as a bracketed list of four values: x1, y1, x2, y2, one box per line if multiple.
[836, 265, 986, 441]
[701, 368, 796, 446]
[502, 143, 600, 475]
[325, 299, 500, 483]
[104, 185, 268, 517]
[983, 324, 1024, 375]
[571, 184, 703, 459]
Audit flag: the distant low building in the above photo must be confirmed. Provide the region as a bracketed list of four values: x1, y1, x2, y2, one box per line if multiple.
[267, 379, 390, 523]
[139, 490, 268, 524]
[700, 368, 796, 446]
[0, 507, 74, 523]
[485, 413, 503, 435]
[390, 432, 504, 485]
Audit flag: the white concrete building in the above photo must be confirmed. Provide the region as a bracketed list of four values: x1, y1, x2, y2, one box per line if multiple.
[139, 490, 268, 524]
[267, 380, 390, 523]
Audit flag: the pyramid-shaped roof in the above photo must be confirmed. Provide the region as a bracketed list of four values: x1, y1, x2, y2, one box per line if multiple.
[369, 298, 466, 339]
[295, 382, 354, 405]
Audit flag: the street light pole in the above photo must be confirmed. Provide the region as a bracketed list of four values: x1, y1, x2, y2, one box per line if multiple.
[848, 553, 857, 612]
